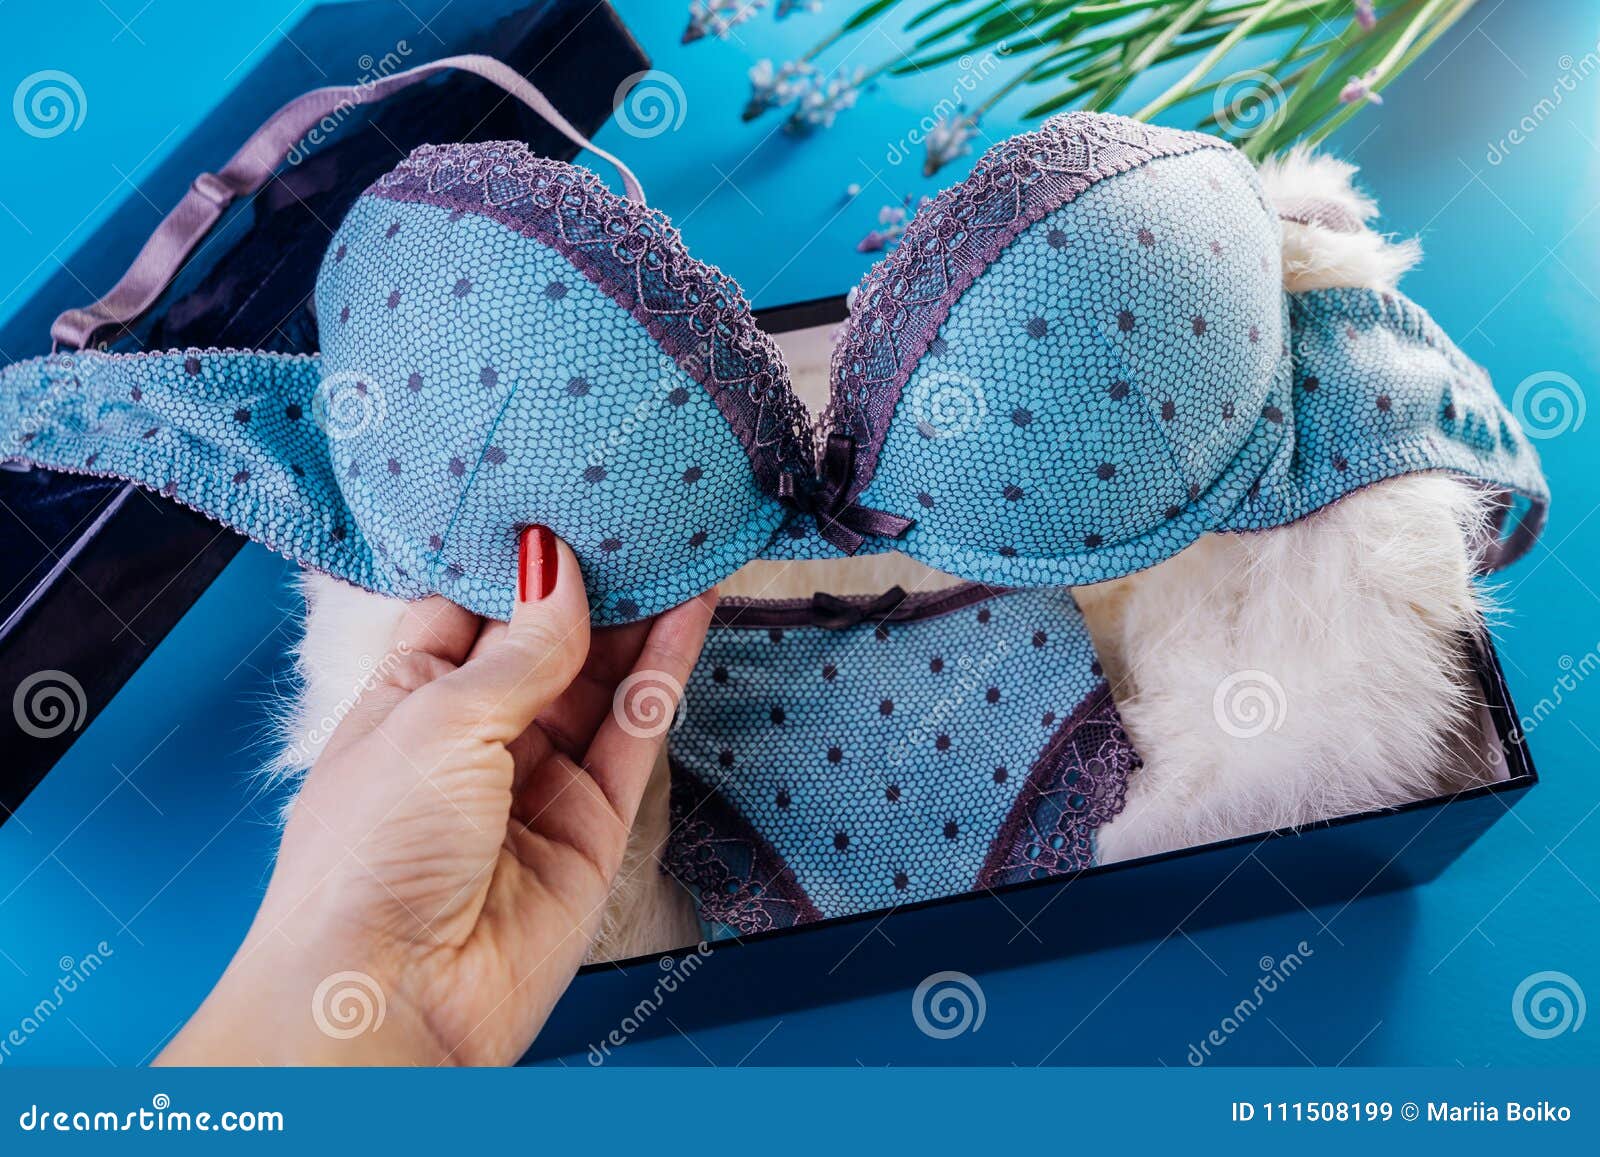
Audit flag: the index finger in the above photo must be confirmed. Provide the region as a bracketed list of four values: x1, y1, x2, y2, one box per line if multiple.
[581, 588, 718, 828]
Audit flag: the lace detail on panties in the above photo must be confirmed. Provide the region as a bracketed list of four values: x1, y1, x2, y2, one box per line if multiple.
[663, 651, 1139, 938]
[827, 111, 1229, 505]
[665, 764, 823, 936]
[368, 141, 816, 502]
[977, 684, 1136, 888]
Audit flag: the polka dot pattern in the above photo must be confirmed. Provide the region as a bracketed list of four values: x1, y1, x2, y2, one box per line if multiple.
[0, 118, 1548, 632]
[852, 145, 1291, 584]
[1222, 287, 1547, 541]
[0, 348, 368, 584]
[663, 587, 1131, 935]
[317, 198, 787, 622]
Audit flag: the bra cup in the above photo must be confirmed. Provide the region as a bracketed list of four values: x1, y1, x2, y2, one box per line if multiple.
[315, 196, 786, 621]
[857, 145, 1285, 583]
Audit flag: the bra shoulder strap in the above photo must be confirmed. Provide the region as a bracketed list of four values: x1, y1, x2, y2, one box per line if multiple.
[51, 53, 644, 352]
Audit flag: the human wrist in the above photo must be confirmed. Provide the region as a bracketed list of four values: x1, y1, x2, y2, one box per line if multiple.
[157, 909, 451, 1066]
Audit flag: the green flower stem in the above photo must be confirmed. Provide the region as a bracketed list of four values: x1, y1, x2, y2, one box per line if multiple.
[1233, 0, 1399, 157]
[785, 0, 1476, 159]
[1303, 0, 1475, 146]
[1132, 0, 1293, 121]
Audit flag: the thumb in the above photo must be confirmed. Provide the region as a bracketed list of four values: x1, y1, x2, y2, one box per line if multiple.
[425, 526, 591, 744]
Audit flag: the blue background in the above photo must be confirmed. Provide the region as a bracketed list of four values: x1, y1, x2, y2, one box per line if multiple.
[0, 0, 1596, 1067]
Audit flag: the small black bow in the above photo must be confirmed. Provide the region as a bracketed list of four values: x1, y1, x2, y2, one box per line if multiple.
[809, 586, 909, 631]
[780, 433, 914, 554]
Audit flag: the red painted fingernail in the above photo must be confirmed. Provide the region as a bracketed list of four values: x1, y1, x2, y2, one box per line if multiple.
[518, 525, 557, 602]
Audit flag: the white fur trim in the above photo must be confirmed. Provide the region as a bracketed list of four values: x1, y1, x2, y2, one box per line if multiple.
[265, 573, 405, 787]
[1260, 145, 1421, 292]
[1084, 475, 1495, 863]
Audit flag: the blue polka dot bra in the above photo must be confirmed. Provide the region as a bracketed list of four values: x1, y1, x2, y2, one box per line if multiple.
[0, 56, 1549, 936]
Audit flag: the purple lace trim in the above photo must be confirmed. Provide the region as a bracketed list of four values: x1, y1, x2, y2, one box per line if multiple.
[367, 141, 815, 501]
[827, 111, 1229, 507]
[977, 681, 1137, 889]
[665, 760, 822, 936]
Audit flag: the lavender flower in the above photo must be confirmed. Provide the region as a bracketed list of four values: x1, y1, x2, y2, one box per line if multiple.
[776, 0, 823, 17]
[683, 0, 765, 45]
[855, 196, 930, 253]
[742, 58, 816, 121]
[1352, 1, 1378, 31]
[786, 67, 866, 133]
[923, 111, 981, 177]
[1339, 69, 1384, 105]
[856, 204, 908, 252]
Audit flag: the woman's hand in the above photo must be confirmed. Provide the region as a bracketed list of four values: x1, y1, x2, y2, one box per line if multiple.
[159, 527, 715, 1066]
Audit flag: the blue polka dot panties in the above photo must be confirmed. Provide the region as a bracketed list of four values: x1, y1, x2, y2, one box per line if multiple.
[667, 585, 1138, 937]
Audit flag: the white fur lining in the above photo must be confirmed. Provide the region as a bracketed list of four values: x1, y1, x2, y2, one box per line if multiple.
[268, 146, 1487, 960]
[1260, 145, 1422, 293]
